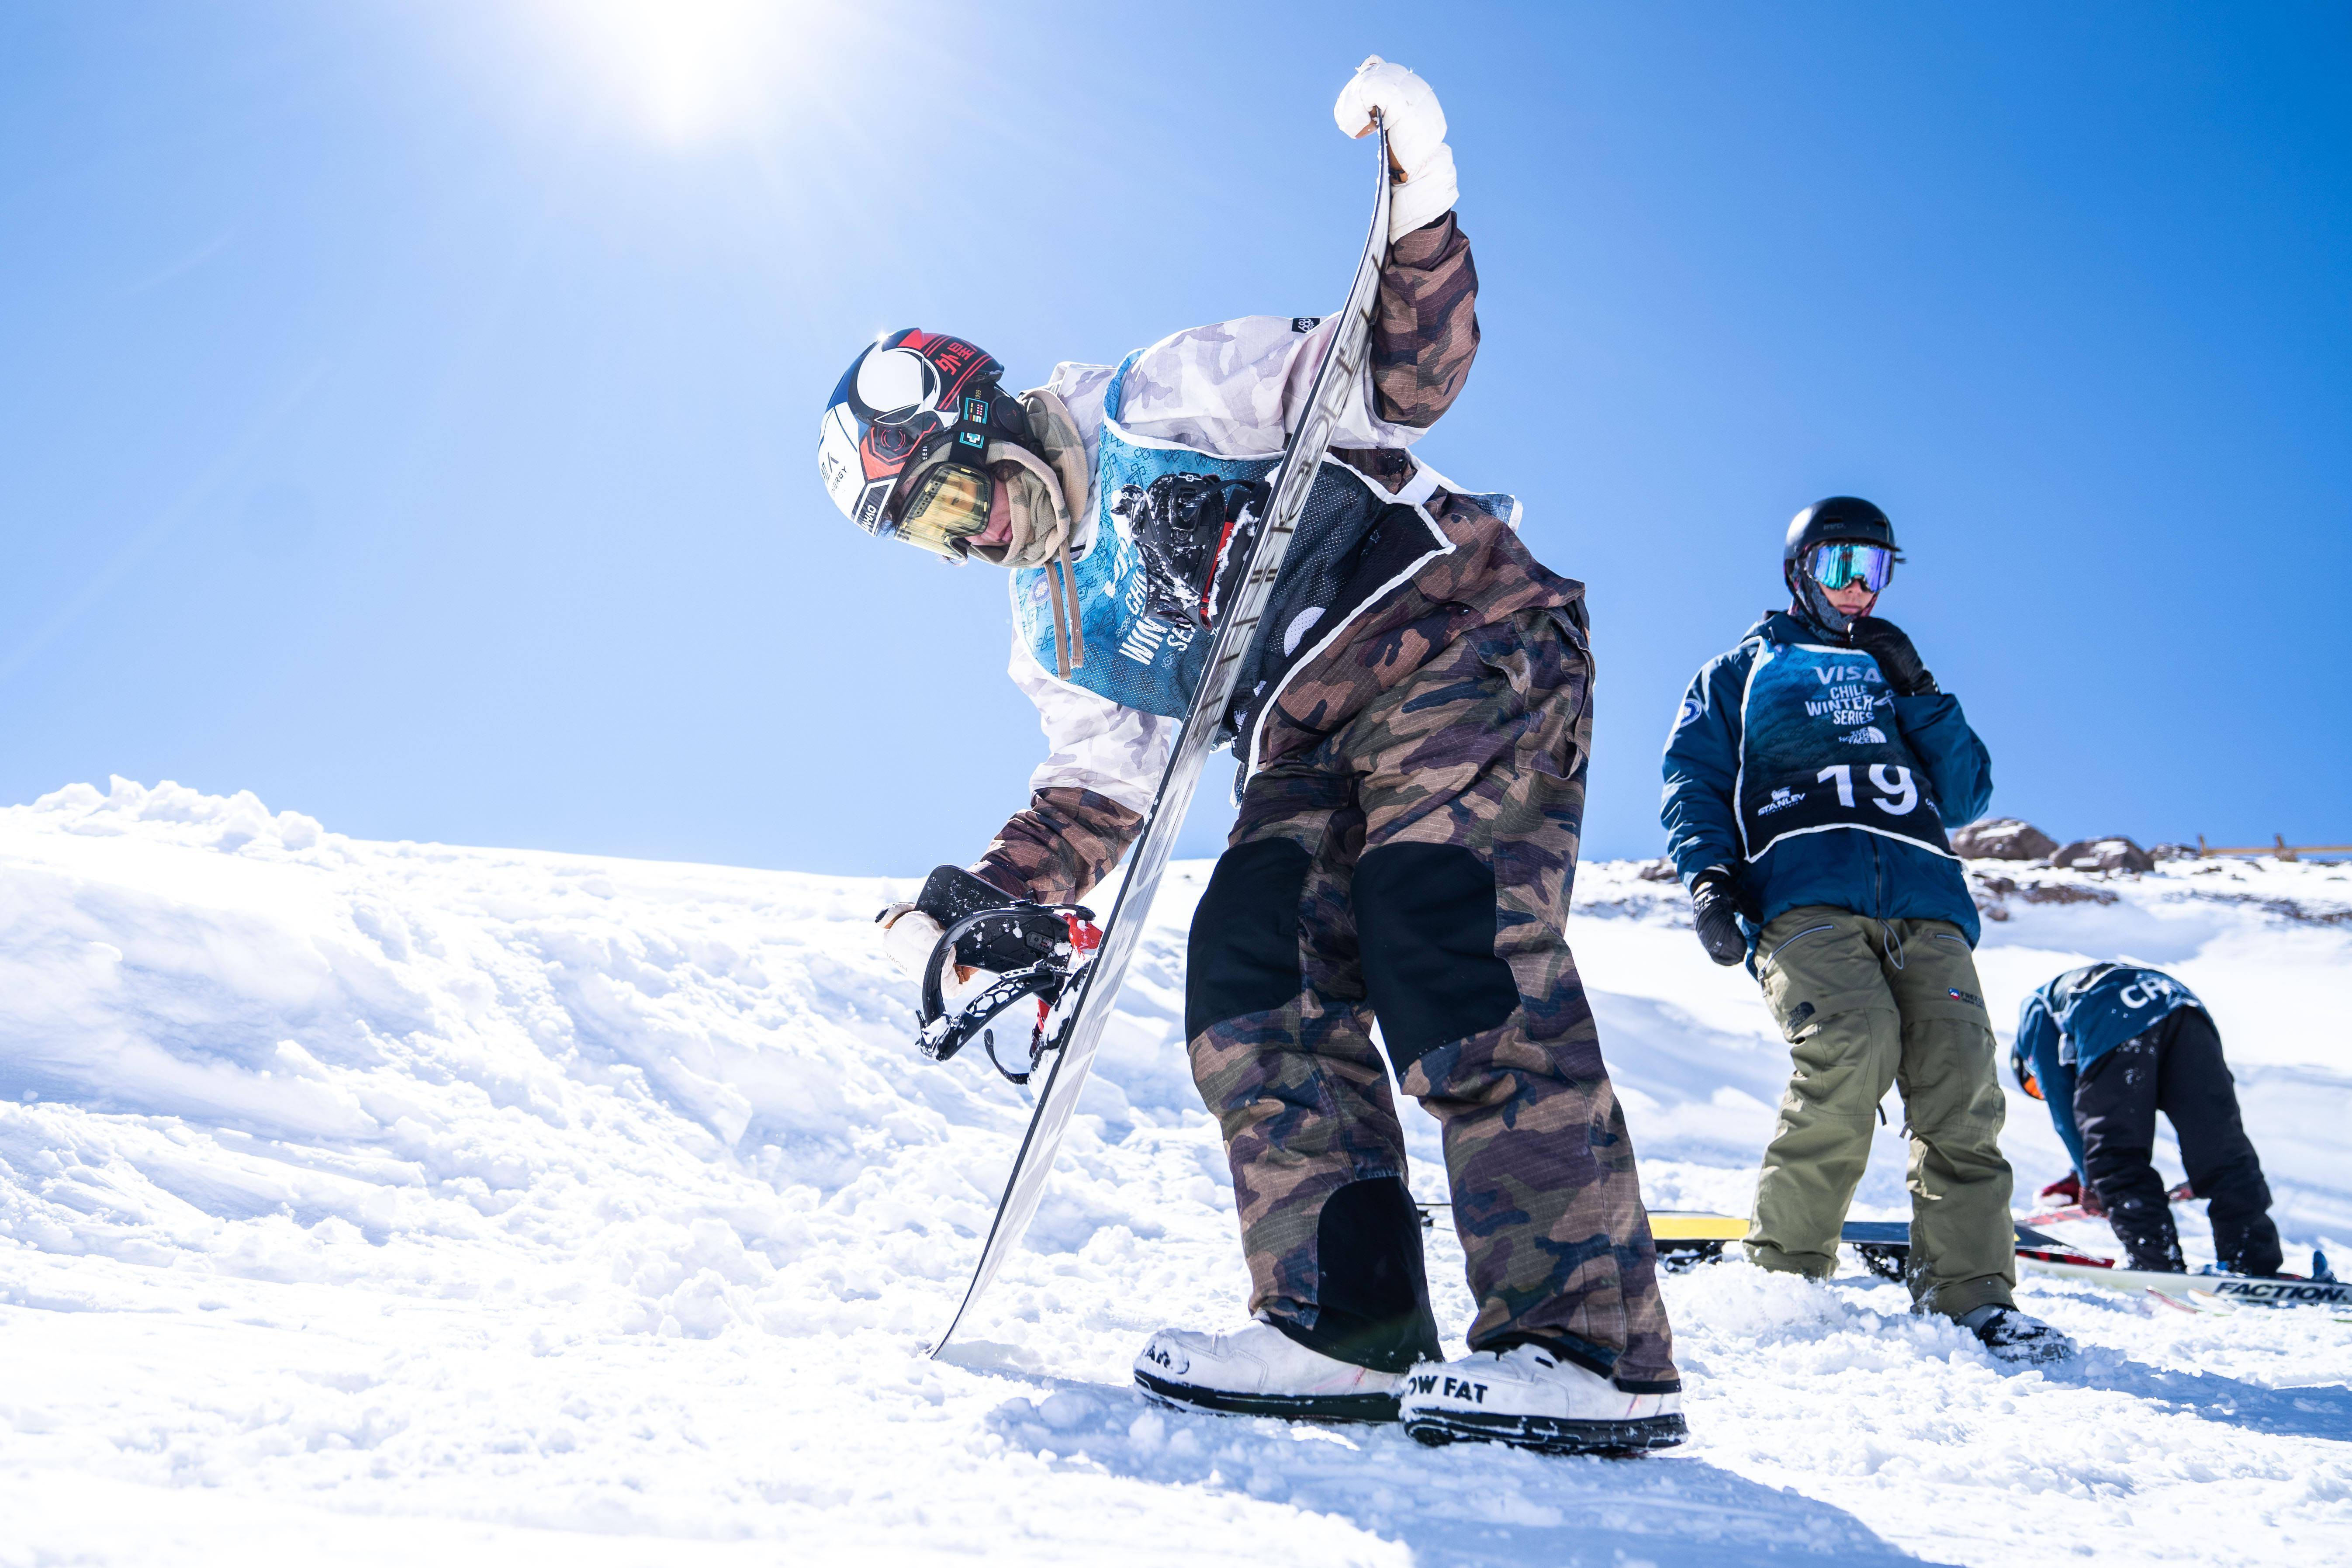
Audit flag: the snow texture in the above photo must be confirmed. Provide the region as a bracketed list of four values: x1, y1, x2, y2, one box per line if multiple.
[2, 777, 2347, 1566]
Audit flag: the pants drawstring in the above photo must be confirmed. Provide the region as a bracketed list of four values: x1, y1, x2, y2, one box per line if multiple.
[1880, 921, 1906, 971]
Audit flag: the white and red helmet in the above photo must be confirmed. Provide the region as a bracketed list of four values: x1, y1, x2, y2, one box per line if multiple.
[816, 329, 1007, 538]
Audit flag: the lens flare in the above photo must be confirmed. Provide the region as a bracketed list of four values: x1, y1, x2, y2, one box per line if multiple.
[533, 0, 826, 144]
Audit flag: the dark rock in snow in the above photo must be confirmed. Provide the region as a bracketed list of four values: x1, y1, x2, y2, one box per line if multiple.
[2051, 836, 2156, 874]
[1950, 818, 2059, 861]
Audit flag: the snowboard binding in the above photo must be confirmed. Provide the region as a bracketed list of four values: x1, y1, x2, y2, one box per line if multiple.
[910, 866, 1100, 1085]
[1114, 472, 1271, 630]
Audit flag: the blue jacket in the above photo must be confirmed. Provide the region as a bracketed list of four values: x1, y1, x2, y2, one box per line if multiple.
[1660, 611, 1993, 952]
[2015, 964, 2205, 1177]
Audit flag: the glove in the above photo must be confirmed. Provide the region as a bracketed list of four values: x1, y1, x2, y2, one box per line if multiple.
[1849, 616, 1937, 696]
[1688, 865, 1747, 966]
[1334, 56, 1458, 239]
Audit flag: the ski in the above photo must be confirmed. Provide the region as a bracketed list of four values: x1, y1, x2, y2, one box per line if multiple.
[930, 120, 1395, 1358]
[1648, 1211, 2351, 1316]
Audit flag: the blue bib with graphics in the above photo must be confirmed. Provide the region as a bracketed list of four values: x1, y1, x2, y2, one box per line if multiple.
[1010, 354, 1285, 720]
[1735, 640, 1955, 862]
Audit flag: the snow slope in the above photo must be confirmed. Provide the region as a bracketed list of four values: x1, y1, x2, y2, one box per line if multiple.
[2, 779, 2347, 1567]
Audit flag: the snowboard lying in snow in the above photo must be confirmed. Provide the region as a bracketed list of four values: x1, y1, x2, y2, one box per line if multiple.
[1649, 1212, 2352, 1316]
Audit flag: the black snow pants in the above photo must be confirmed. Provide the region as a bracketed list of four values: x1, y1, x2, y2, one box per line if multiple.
[2072, 1007, 2281, 1277]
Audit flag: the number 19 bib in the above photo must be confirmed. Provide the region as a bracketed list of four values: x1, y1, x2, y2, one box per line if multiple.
[1734, 640, 1956, 863]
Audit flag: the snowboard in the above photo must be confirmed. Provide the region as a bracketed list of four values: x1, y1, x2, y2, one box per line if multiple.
[930, 118, 1396, 1358]
[1649, 1211, 2352, 1315]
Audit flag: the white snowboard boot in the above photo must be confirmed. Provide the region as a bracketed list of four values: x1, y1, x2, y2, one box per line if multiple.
[1398, 1343, 1687, 1454]
[1133, 1319, 1404, 1423]
[1959, 1303, 2075, 1365]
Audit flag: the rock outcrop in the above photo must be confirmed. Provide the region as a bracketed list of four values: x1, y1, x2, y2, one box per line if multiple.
[1950, 818, 2058, 861]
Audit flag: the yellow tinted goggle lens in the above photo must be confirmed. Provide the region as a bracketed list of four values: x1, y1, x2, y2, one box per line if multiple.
[893, 461, 991, 558]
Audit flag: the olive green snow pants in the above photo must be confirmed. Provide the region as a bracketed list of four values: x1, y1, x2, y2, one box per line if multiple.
[1746, 907, 2016, 1318]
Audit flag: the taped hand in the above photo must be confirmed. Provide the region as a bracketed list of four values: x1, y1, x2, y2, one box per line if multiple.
[1333, 56, 1458, 239]
[878, 903, 972, 986]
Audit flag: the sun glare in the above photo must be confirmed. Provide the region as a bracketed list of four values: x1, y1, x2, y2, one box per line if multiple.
[538, 0, 823, 144]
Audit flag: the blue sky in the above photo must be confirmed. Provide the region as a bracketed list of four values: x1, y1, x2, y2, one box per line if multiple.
[2, 1, 2346, 873]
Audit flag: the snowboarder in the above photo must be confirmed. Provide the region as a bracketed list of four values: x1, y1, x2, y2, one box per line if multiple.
[1659, 498, 2073, 1363]
[834, 58, 1684, 1453]
[2013, 964, 2282, 1277]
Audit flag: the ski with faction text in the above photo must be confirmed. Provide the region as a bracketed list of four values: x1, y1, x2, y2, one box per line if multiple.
[929, 118, 1397, 1359]
[1648, 1211, 2351, 1315]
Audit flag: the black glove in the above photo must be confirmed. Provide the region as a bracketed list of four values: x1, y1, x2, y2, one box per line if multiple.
[1688, 866, 1747, 967]
[1849, 616, 1937, 696]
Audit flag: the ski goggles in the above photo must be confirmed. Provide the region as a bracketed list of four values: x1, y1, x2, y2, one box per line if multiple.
[1803, 541, 1896, 595]
[889, 451, 994, 559]
[2010, 1044, 2045, 1101]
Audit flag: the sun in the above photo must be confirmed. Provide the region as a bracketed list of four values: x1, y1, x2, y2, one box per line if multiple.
[533, 0, 831, 145]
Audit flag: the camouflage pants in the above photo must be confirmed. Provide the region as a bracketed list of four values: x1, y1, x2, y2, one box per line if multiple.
[1186, 608, 1678, 1387]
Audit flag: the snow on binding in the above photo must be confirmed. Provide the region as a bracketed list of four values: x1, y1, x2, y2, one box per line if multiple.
[927, 118, 1396, 1357]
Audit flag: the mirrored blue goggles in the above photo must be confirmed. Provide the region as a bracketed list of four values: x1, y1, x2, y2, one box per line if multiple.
[1805, 541, 1896, 594]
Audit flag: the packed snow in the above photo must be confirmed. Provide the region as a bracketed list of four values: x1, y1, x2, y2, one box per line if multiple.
[2, 778, 2347, 1566]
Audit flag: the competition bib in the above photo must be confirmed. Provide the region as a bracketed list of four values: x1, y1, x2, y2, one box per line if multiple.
[1010, 354, 1280, 719]
[1009, 476, 1210, 720]
[1735, 640, 1955, 862]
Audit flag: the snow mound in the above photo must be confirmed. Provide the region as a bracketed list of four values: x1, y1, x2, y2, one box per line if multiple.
[2, 778, 2347, 1566]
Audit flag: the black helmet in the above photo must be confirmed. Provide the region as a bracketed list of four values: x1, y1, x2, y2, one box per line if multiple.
[1783, 496, 1901, 638]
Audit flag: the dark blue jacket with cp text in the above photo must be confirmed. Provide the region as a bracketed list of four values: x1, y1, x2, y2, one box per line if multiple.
[2015, 964, 2205, 1177]
[1660, 611, 1993, 954]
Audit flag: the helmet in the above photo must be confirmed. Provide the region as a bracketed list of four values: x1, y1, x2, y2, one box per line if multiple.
[1782, 495, 1901, 638]
[816, 329, 1035, 554]
[2010, 1041, 2044, 1101]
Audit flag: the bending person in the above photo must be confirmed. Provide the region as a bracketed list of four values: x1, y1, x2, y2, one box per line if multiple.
[827, 59, 1681, 1454]
[2013, 964, 2282, 1277]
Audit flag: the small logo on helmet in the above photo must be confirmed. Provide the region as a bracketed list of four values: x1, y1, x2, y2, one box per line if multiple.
[1290, 317, 1322, 333]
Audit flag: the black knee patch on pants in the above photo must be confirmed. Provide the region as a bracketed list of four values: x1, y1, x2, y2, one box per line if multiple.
[1267, 1176, 1442, 1373]
[1186, 838, 1311, 1041]
[1354, 842, 1521, 1069]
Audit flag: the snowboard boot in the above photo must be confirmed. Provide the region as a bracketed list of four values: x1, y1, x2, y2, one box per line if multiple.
[1959, 1304, 2075, 1365]
[1397, 1343, 1687, 1455]
[1133, 1319, 1404, 1423]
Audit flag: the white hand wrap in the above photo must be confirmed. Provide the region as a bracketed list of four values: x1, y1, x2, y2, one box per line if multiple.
[1333, 56, 1459, 240]
[878, 904, 947, 983]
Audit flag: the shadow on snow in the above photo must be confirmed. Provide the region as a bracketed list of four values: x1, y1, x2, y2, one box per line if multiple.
[981, 1374, 1949, 1568]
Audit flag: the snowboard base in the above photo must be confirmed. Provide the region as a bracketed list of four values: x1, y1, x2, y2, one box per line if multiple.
[1403, 1406, 1688, 1456]
[1133, 1369, 1398, 1425]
